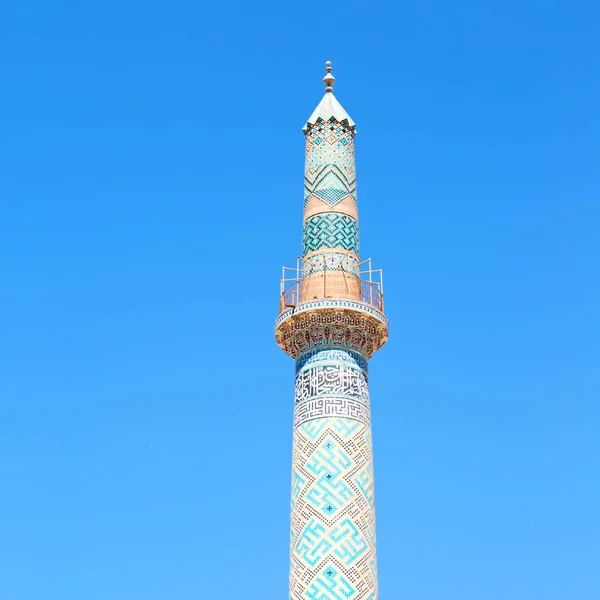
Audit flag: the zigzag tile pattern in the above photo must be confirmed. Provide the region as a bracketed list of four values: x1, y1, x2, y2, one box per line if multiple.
[304, 195, 358, 221]
[304, 116, 357, 210]
[303, 214, 359, 256]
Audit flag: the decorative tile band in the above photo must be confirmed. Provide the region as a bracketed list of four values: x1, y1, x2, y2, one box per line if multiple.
[303, 213, 359, 256]
[304, 194, 359, 221]
[276, 299, 388, 330]
[295, 363, 370, 406]
[304, 164, 356, 207]
[294, 397, 371, 429]
[303, 250, 360, 276]
[304, 117, 357, 210]
[295, 348, 369, 375]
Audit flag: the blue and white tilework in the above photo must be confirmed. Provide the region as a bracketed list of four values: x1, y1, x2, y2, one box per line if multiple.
[289, 347, 378, 599]
[304, 116, 357, 210]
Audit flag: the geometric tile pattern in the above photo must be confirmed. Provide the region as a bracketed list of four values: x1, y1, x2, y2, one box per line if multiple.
[304, 250, 360, 276]
[305, 565, 362, 600]
[294, 396, 370, 429]
[304, 116, 357, 211]
[290, 345, 377, 600]
[303, 214, 359, 256]
[290, 389, 378, 599]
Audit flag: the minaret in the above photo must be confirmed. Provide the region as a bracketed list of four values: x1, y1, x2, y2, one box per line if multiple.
[275, 63, 389, 600]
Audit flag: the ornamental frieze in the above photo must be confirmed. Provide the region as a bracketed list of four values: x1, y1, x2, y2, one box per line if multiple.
[275, 308, 388, 359]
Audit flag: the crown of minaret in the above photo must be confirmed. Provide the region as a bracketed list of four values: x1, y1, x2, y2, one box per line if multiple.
[302, 61, 356, 132]
[275, 61, 387, 359]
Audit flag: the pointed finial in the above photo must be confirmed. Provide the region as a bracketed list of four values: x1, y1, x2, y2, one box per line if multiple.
[323, 61, 335, 93]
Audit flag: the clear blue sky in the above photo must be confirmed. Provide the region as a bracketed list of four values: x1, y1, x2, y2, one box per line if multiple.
[1, 1, 599, 598]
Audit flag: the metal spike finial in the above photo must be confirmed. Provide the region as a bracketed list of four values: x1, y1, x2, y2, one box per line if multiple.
[323, 61, 335, 93]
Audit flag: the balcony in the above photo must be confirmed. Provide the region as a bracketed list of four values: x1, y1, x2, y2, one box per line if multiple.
[279, 255, 384, 314]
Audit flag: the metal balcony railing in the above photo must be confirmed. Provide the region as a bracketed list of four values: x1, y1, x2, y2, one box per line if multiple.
[279, 254, 384, 314]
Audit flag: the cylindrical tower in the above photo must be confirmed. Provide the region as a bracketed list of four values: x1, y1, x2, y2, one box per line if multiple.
[275, 63, 389, 600]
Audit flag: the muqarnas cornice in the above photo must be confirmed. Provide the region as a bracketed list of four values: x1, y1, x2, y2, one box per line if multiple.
[275, 308, 388, 360]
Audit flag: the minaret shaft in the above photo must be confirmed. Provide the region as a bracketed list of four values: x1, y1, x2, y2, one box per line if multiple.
[290, 348, 378, 599]
[276, 63, 388, 600]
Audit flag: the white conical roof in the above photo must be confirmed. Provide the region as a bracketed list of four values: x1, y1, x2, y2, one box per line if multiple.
[303, 92, 355, 131]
